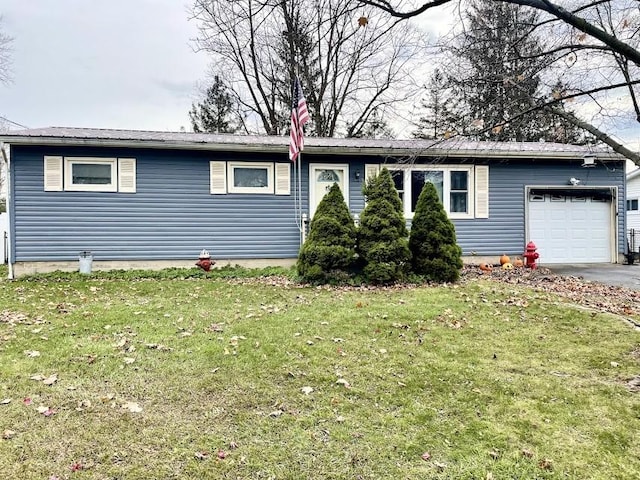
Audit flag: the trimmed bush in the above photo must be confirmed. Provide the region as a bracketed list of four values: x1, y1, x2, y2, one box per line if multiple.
[358, 168, 411, 284]
[409, 181, 463, 282]
[297, 183, 357, 283]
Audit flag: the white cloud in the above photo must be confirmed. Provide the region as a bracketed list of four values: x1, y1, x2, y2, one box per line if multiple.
[0, 0, 209, 131]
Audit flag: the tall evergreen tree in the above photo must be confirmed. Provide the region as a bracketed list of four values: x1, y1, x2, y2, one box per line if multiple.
[358, 168, 411, 284]
[413, 69, 459, 140]
[409, 182, 462, 282]
[445, 0, 584, 143]
[189, 76, 238, 134]
[297, 183, 357, 283]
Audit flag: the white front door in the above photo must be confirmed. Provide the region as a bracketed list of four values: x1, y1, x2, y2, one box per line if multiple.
[309, 164, 349, 217]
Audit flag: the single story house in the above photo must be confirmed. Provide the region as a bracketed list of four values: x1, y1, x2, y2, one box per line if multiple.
[0, 127, 627, 277]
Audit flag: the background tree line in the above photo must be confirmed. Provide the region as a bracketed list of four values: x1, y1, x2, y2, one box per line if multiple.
[188, 0, 639, 164]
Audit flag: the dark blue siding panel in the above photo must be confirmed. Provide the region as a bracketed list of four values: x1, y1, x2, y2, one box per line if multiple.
[452, 160, 625, 256]
[12, 146, 301, 261]
[10, 145, 625, 262]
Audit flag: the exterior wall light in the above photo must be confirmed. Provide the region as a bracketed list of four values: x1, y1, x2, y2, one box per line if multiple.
[582, 154, 596, 168]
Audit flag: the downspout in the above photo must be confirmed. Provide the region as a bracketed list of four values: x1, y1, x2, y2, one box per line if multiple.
[0, 142, 13, 279]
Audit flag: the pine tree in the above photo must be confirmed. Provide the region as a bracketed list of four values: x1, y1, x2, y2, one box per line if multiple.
[358, 168, 411, 284]
[413, 69, 459, 139]
[445, 0, 585, 143]
[297, 183, 357, 283]
[189, 76, 238, 134]
[409, 182, 463, 282]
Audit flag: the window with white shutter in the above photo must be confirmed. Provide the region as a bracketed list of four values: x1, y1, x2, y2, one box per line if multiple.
[44, 156, 63, 191]
[210, 161, 227, 194]
[365, 164, 380, 183]
[275, 163, 291, 195]
[118, 158, 136, 193]
[475, 165, 489, 218]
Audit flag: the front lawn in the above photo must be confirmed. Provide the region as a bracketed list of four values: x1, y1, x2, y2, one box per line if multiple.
[0, 270, 638, 479]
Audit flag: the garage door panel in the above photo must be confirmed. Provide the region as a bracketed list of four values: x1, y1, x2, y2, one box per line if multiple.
[528, 192, 612, 264]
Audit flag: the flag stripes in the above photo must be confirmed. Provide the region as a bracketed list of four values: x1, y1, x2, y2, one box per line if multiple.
[289, 77, 310, 162]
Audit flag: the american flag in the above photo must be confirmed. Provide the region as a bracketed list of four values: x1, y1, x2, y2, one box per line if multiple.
[289, 77, 310, 162]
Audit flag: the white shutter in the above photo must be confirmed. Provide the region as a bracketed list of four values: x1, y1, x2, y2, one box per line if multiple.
[118, 158, 137, 193]
[365, 164, 380, 183]
[275, 163, 291, 195]
[475, 165, 489, 218]
[210, 161, 227, 194]
[44, 156, 63, 191]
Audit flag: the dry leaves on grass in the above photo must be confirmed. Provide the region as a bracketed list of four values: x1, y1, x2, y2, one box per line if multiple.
[461, 266, 640, 322]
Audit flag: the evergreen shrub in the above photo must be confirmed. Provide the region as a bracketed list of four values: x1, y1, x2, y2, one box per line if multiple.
[357, 168, 411, 284]
[297, 183, 357, 283]
[409, 181, 463, 282]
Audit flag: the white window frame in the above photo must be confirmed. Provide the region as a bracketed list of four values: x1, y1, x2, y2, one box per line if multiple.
[64, 157, 118, 192]
[627, 198, 639, 212]
[227, 162, 274, 194]
[388, 165, 475, 220]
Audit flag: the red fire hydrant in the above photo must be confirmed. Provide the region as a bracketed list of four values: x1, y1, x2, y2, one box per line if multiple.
[195, 249, 215, 272]
[523, 241, 539, 269]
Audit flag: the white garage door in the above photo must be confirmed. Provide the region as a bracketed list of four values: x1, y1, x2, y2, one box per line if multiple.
[528, 191, 613, 264]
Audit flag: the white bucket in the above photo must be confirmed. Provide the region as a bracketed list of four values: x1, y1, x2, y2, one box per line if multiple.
[79, 251, 93, 274]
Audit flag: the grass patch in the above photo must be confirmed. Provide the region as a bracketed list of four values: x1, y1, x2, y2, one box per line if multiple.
[0, 273, 638, 479]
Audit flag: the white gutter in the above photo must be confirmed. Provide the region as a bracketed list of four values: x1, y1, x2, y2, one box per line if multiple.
[0, 142, 12, 279]
[0, 135, 623, 161]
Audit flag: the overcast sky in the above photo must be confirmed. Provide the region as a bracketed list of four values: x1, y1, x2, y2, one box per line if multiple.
[0, 0, 209, 132]
[0, 1, 638, 154]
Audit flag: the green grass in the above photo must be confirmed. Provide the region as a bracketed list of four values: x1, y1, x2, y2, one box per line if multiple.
[0, 269, 638, 479]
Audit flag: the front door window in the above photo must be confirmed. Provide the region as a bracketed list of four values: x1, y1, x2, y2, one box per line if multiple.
[310, 164, 348, 217]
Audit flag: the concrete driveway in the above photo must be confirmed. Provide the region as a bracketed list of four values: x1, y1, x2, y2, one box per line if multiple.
[546, 263, 640, 290]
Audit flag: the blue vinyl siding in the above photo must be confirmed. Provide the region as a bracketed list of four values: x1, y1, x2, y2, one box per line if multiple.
[11, 146, 302, 261]
[9, 145, 625, 263]
[472, 160, 625, 257]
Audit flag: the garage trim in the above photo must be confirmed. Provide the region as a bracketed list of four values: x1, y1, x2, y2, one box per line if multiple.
[525, 185, 618, 264]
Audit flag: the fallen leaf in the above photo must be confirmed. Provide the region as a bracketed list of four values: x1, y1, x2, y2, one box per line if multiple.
[538, 458, 553, 470]
[336, 378, 351, 388]
[269, 409, 284, 417]
[23, 397, 32, 405]
[522, 448, 534, 458]
[195, 451, 209, 460]
[24, 350, 41, 357]
[336, 415, 346, 423]
[37, 406, 56, 416]
[434, 461, 447, 472]
[217, 450, 227, 459]
[30, 374, 45, 381]
[43, 373, 58, 386]
[301, 386, 314, 395]
[123, 357, 136, 364]
[122, 401, 143, 413]
[421, 452, 431, 461]
[2, 429, 16, 440]
[1, 398, 11, 405]
[70, 463, 83, 472]
[610, 361, 620, 367]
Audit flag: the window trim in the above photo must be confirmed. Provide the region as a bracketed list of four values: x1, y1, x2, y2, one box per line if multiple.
[627, 198, 639, 212]
[227, 162, 274, 194]
[388, 165, 475, 219]
[64, 157, 118, 192]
